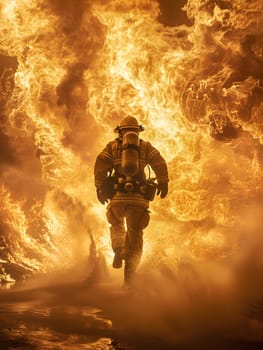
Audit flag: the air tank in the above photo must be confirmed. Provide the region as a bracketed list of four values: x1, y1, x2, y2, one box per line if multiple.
[121, 131, 139, 176]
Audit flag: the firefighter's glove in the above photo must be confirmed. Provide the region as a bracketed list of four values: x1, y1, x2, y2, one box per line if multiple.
[157, 182, 168, 199]
[96, 188, 109, 205]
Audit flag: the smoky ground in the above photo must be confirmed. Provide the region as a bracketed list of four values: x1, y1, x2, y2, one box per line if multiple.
[1, 231, 263, 350]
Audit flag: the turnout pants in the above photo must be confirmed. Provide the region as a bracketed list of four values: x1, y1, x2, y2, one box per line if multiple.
[106, 204, 150, 281]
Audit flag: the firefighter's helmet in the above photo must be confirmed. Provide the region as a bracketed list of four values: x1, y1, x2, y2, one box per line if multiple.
[114, 115, 144, 133]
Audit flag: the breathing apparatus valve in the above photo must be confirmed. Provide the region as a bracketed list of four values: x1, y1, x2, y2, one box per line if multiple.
[124, 176, 134, 192]
[124, 182, 134, 191]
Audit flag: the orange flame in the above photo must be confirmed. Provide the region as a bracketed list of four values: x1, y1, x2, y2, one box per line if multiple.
[0, 0, 263, 281]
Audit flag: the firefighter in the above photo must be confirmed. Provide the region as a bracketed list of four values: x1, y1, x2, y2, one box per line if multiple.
[94, 115, 169, 285]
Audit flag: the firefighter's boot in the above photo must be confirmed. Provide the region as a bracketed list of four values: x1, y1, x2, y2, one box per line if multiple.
[113, 247, 123, 269]
[124, 260, 136, 285]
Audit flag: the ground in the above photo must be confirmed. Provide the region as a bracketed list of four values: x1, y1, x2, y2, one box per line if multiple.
[1, 264, 263, 350]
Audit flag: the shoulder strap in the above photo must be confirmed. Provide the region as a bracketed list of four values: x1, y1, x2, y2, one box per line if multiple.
[111, 138, 121, 155]
[110, 138, 122, 174]
[139, 139, 149, 162]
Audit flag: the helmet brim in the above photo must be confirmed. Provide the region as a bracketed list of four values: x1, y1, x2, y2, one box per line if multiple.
[114, 125, 144, 133]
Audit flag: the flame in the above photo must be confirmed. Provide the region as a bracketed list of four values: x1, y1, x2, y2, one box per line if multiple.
[0, 0, 263, 282]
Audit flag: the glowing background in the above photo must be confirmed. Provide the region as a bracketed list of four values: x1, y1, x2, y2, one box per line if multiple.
[0, 0, 263, 286]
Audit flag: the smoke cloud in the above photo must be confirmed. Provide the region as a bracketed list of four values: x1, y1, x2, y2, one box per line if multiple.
[0, 2, 263, 348]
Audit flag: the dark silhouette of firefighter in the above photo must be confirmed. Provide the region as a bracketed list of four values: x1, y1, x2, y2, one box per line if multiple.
[94, 116, 169, 285]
